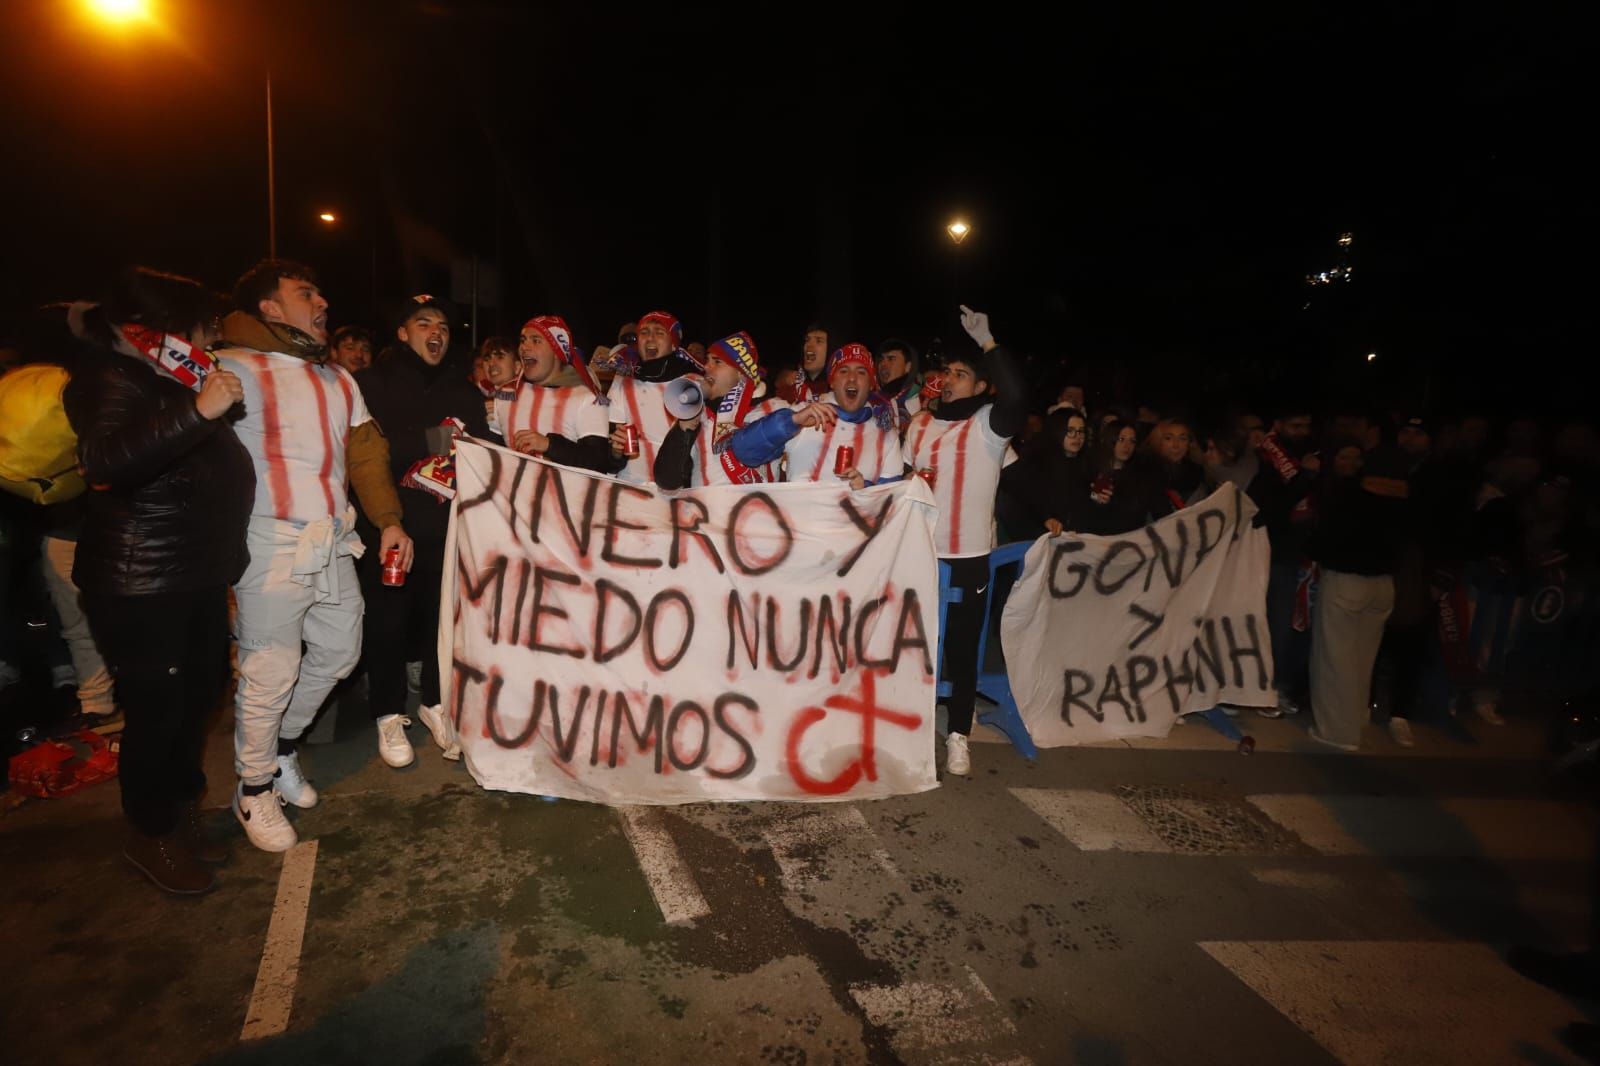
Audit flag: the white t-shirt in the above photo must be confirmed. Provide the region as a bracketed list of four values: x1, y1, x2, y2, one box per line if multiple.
[216, 349, 370, 525]
[690, 397, 789, 487]
[904, 406, 1011, 558]
[783, 411, 904, 484]
[604, 375, 676, 485]
[504, 382, 609, 446]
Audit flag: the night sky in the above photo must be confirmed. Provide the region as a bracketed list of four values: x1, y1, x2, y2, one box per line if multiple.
[3, 1, 1589, 415]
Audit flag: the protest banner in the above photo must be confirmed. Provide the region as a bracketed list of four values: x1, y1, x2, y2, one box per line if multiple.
[1000, 483, 1275, 746]
[441, 438, 941, 804]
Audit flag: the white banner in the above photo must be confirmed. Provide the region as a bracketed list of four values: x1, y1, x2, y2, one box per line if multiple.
[1000, 483, 1275, 746]
[442, 438, 941, 804]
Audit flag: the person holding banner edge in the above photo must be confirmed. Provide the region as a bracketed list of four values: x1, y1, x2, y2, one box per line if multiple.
[728, 342, 905, 487]
[903, 305, 1026, 775]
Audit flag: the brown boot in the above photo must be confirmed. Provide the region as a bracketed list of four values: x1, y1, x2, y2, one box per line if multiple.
[177, 802, 228, 864]
[124, 832, 215, 895]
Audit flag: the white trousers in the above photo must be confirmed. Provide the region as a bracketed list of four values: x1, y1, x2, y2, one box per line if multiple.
[1310, 569, 1395, 750]
[232, 515, 364, 784]
[40, 536, 115, 715]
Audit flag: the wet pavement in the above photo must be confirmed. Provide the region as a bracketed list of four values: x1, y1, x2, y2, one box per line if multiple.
[3, 685, 1596, 1065]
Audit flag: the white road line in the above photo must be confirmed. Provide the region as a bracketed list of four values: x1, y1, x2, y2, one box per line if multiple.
[1246, 794, 1594, 859]
[1010, 787, 1172, 852]
[615, 806, 711, 926]
[1199, 940, 1584, 1065]
[850, 966, 1029, 1065]
[762, 806, 901, 891]
[240, 840, 319, 1042]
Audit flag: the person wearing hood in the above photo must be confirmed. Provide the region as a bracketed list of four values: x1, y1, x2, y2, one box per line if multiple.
[875, 338, 924, 439]
[998, 406, 1091, 539]
[504, 314, 621, 475]
[729, 342, 905, 487]
[653, 331, 788, 488]
[214, 259, 412, 854]
[61, 267, 255, 894]
[603, 309, 704, 484]
[903, 305, 1026, 777]
[352, 294, 490, 769]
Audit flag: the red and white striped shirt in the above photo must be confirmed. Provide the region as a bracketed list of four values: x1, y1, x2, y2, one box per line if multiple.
[691, 397, 789, 487]
[604, 376, 675, 485]
[504, 382, 609, 449]
[904, 406, 1011, 558]
[217, 350, 369, 525]
[783, 411, 904, 484]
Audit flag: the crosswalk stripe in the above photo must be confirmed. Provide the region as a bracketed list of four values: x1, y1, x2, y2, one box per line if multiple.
[615, 806, 711, 925]
[762, 806, 901, 891]
[1010, 788, 1173, 852]
[1245, 794, 1594, 860]
[849, 966, 1030, 1066]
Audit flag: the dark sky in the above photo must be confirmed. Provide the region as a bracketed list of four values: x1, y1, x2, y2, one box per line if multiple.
[3, 1, 1590, 413]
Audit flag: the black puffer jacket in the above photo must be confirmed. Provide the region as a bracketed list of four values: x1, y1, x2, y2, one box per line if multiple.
[62, 344, 254, 597]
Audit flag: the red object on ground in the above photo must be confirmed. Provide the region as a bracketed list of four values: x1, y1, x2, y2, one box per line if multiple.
[8, 730, 119, 798]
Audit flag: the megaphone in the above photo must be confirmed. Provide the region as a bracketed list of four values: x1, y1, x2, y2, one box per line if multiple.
[663, 377, 705, 420]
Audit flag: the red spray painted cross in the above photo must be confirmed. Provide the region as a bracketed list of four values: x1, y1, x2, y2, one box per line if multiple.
[784, 672, 922, 795]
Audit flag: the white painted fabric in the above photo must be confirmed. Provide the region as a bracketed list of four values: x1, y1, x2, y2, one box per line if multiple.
[503, 382, 609, 446]
[782, 411, 904, 484]
[903, 407, 1010, 557]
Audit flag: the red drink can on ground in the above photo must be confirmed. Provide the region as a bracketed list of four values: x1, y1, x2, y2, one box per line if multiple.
[382, 546, 406, 587]
[621, 423, 641, 459]
[834, 445, 856, 477]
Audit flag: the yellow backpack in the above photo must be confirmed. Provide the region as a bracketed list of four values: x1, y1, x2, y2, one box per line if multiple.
[0, 364, 86, 504]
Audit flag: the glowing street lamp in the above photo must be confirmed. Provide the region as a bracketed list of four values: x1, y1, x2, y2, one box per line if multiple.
[85, 0, 151, 24]
[946, 219, 971, 244]
[318, 212, 337, 224]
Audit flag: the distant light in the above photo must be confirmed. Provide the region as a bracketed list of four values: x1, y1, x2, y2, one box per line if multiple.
[86, 0, 150, 22]
[318, 212, 337, 223]
[947, 220, 971, 244]
[1338, 232, 1354, 247]
[1366, 352, 1378, 362]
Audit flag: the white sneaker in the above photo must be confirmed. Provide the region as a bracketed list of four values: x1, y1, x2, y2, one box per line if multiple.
[1475, 702, 1506, 726]
[406, 661, 422, 694]
[1259, 693, 1300, 719]
[233, 783, 298, 853]
[417, 704, 455, 754]
[377, 714, 415, 768]
[275, 751, 319, 808]
[1388, 717, 1415, 748]
[945, 733, 971, 776]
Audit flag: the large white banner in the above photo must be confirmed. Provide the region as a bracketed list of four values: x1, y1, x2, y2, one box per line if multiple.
[442, 438, 940, 804]
[1000, 483, 1274, 746]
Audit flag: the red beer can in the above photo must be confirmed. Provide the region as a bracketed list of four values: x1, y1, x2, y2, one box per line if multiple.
[917, 467, 937, 490]
[621, 423, 641, 459]
[834, 445, 856, 478]
[382, 546, 406, 587]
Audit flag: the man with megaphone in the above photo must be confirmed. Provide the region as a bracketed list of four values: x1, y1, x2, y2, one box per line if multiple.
[602, 309, 704, 484]
[652, 331, 791, 489]
[725, 343, 904, 489]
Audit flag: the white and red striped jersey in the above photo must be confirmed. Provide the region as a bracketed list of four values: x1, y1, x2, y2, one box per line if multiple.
[504, 382, 609, 448]
[690, 397, 789, 487]
[216, 350, 369, 525]
[605, 376, 676, 485]
[784, 412, 904, 484]
[904, 406, 1011, 558]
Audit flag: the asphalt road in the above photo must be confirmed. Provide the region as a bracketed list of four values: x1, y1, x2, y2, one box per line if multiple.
[2, 688, 1594, 1066]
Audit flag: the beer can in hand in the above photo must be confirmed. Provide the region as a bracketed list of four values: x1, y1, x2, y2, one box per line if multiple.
[621, 423, 641, 459]
[382, 546, 406, 587]
[834, 445, 856, 478]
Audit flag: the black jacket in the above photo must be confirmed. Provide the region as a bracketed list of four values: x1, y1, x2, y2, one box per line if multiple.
[62, 345, 254, 597]
[356, 347, 492, 543]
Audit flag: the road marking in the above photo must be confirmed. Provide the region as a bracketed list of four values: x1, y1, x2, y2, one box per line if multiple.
[1246, 794, 1594, 859]
[763, 806, 900, 891]
[1199, 940, 1583, 1065]
[616, 806, 711, 925]
[1010, 787, 1172, 852]
[240, 840, 318, 1042]
[850, 966, 1029, 1065]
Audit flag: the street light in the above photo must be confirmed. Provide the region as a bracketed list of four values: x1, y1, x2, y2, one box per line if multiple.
[947, 220, 971, 244]
[85, 0, 150, 23]
[319, 212, 337, 224]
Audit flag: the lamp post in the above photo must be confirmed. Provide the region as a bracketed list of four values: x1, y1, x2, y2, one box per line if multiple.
[82, 1, 279, 257]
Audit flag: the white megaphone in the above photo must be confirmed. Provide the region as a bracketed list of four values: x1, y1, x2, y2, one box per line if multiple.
[663, 376, 706, 420]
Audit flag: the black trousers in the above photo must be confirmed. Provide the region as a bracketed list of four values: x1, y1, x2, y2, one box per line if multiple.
[81, 587, 230, 837]
[359, 533, 444, 719]
[941, 554, 991, 736]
